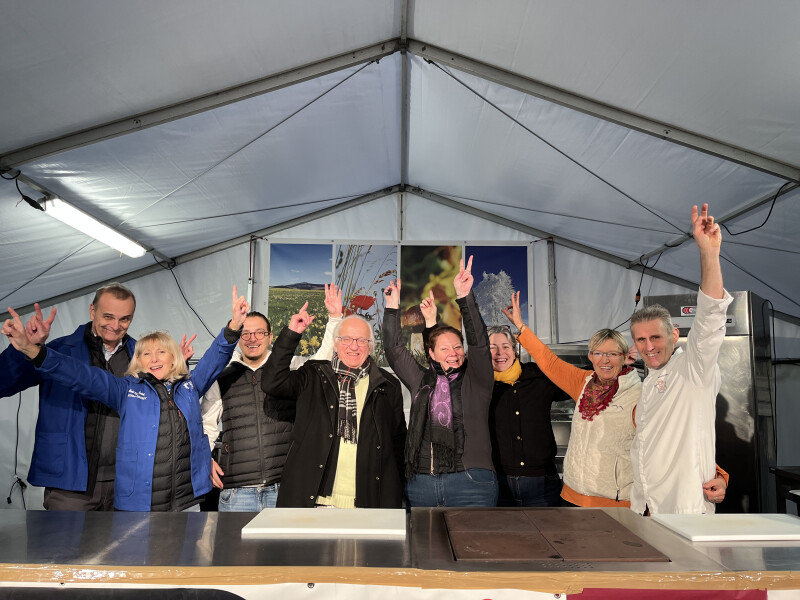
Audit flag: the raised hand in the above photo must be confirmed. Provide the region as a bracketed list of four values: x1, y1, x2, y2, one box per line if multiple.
[230, 285, 249, 330]
[383, 280, 401, 310]
[692, 203, 722, 252]
[2, 308, 39, 358]
[25, 303, 57, 345]
[180, 333, 197, 362]
[324, 283, 343, 318]
[288, 301, 315, 334]
[453, 255, 474, 299]
[501, 291, 525, 330]
[419, 290, 437, 327]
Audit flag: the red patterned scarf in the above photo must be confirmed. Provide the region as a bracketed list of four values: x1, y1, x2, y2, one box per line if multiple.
[578, 366, 633, 421]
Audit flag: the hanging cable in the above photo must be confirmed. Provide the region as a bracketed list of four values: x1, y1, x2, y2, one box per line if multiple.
[6, 393, 27, 509]
[152, 255, 214, 336]
[721, 181, 792, 236]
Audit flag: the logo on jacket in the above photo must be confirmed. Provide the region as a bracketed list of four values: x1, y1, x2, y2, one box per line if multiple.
[654, 376, 667, 393]
[183, 381, 194, 392]
[127, 390, 147, 401]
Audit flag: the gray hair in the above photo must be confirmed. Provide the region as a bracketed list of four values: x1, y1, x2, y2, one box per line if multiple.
[630, 303, 674, 337]
[333, 314, 375, 346]
[486, 325, 519, 358]
[487, 326, 517, 352]
[588, 328, 628, 354]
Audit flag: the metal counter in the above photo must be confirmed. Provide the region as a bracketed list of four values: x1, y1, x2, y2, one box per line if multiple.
[1, 508, 800, 592]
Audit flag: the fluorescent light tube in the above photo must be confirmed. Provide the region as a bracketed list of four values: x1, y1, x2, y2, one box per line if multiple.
[42, 196, 147, 258]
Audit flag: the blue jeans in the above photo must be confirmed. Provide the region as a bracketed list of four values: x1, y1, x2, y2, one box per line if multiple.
[497, 474, 562, 507]
[218, 483, 280, 512]
[406, 469, 499, 507]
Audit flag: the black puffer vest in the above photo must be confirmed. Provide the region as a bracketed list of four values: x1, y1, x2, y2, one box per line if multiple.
[142, 375, 196, 511]
[216, 362, 295, 488]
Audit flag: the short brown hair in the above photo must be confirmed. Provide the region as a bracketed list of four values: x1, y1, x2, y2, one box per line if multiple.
[93, 282, 136, 309]
[429, 325, 463, 352]
[125, 331, 188, 381]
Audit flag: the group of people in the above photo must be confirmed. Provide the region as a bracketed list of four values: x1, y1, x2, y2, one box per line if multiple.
[1, 204, 729, 515]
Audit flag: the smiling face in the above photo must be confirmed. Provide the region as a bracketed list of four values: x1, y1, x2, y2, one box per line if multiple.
[89, 292, 136, 350]
[333, 317, 373, 369]
[239, 315, 272, 365]
[631, 319, 679, 370]
[489, 333, 516, 372]
[587, 339, 626, 383]
[429, 331, 466, 371]
[138, 343, 175, 380]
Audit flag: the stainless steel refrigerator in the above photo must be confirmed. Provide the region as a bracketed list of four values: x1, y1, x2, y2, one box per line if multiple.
[644, 291, 776, 513]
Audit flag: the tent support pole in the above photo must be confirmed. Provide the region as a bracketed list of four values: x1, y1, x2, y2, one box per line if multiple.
[547, 239, 559, 342]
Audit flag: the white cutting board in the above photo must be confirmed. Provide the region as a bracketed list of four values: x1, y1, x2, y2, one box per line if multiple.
[652, 513, 800, 542]
[241, 508, 407, 539]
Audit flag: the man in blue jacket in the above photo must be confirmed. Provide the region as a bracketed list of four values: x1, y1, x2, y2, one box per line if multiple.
[0, 283, 137, 510]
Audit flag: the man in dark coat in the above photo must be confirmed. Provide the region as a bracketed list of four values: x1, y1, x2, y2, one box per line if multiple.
[262, 303, 406, 508]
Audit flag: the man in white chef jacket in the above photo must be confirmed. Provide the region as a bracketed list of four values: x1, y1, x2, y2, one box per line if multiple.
[629, 204, 732, 515]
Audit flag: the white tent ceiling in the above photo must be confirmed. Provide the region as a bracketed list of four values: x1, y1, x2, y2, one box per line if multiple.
[2, 0, 799, 320]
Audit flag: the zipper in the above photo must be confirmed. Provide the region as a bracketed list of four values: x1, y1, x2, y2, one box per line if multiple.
[253, 371, 266, 484]
[167, 384, 179, 509]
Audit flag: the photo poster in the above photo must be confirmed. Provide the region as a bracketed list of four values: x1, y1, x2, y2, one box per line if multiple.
[399, 245, 463, 365]
[268, 243, 333, 356]
[334, 244, 398, 367]
[466, 244, 529, 329]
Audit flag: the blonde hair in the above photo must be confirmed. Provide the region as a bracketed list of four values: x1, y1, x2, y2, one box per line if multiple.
[125, 331, 188, 381]
[588, 328, 629, 354]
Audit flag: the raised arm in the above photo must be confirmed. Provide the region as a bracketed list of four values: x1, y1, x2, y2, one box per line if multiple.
[502, 292, 589, 401]
[191, 285, 247, 395]
[262, 302, 313, 398]
[456, 256, 492, 382]
[382, 280, 426, 390]
[3, 306, 128, 409]
[692, 203, 724, 300]
[307, 283, 342, 361]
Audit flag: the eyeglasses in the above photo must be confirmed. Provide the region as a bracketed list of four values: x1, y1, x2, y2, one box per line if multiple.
[241, 330, 269, 341]
[590, 351, 622, 359]
[336, 336, 372, 347]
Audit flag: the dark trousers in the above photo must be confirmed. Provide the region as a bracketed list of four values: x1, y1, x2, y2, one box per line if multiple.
[43, 480, 115, 511]
[497, 473, 562, 507]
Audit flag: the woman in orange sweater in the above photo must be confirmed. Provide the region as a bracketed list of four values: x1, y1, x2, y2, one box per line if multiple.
[502, 292, 640, 507]
[502, 293, 729, 509]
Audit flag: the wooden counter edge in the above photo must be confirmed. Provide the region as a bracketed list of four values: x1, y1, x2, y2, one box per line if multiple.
[1, 565, 799, 593]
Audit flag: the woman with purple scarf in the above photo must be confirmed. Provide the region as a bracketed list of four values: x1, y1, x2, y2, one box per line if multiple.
[383, 257, 497, 507]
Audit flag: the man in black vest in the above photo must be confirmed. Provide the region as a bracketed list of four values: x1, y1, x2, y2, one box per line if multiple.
[202, 285, 341, 511]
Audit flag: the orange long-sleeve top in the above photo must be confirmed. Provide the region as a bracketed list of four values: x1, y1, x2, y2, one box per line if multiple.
[517, 325, 632, 507]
